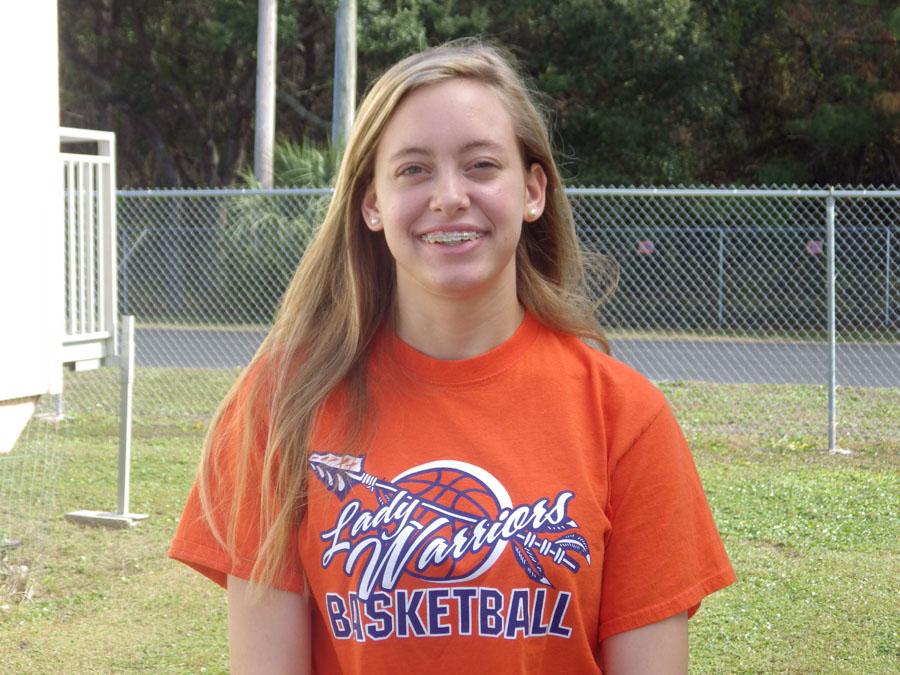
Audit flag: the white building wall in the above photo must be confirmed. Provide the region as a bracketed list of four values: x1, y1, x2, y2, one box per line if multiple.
[0, 1, 63, 450]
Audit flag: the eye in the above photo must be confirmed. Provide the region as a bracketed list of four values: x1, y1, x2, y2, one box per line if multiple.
[469, 159, 501, 172]
[397, 164, 426, 177]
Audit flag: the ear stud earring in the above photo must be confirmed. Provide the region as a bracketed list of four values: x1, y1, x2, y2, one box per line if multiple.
[370, 215, 380, 225]
[527, 208, 538, 220]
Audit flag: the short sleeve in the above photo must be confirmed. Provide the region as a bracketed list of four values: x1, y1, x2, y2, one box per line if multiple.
[598, 402, 735, 641]
[167, 370, 304, 593]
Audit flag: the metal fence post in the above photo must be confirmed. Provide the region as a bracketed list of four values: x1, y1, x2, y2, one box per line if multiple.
[825, 189, 844, 454]
[65, 314, 148, 527]
[121, 232, 129, 315]
[718, 227, 725, 327]
[170, 203, 186, 315]
[117, 315, 136, 515]
[886, 227, 892, 327]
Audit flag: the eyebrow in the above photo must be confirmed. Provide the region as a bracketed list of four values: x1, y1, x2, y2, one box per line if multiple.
[460, 139, 506, 154]
[388, 139, 507, 162]
[388, 146, 429, 162]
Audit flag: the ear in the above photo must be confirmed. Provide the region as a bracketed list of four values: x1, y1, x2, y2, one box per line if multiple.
[361, 184, 383, 232]
[523, 163, 547, 222]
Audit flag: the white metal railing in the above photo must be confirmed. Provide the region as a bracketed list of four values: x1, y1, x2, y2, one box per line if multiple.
[60, 127, 118, 370]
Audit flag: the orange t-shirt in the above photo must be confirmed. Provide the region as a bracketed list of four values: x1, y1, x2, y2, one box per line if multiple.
[170, 312, 735, 673]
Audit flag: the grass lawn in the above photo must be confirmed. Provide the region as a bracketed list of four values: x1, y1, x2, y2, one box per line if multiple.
[1, 369, 897, 673]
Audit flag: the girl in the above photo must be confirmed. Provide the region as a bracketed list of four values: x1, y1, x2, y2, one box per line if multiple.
[170, 40, 735, 674]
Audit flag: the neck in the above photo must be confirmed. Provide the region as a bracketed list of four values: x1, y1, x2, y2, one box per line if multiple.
[393, 283, 524, 360]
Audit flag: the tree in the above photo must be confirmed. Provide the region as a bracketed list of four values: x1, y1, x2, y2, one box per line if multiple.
[60, 0, 899, 187]
[712, 0, 900, 185]
[60, 0, 333, 186]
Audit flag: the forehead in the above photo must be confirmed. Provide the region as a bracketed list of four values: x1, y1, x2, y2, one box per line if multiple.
[376, 78, 518, 158]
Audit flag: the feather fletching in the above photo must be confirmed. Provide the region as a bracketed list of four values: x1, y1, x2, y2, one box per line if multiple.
[512, 541, 551, 586]
[553, 533, 591, 564]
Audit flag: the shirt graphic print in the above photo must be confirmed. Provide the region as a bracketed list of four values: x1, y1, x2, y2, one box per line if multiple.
[310, 452, 590, 642]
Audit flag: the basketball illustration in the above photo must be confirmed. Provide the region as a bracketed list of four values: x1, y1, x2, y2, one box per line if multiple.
[391, 464, 506, 582]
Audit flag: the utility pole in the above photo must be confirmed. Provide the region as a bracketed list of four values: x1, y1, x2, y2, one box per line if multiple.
[254, 0, 277, 188]
[332, 0, 357, 148]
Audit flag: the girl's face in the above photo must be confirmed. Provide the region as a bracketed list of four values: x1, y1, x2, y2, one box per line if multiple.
[363, 78, 546, 314]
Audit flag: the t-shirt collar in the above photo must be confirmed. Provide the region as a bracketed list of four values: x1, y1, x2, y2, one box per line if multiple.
[372, 310, 542, 386]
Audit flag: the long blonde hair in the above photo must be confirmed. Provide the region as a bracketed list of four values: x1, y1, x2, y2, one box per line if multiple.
[198, 39, 613, 589]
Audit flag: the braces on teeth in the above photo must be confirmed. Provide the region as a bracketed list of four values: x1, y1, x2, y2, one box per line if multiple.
[421, 231, 481, 244]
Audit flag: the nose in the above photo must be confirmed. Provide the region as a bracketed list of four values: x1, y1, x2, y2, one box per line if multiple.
[429, 169, 470, 216]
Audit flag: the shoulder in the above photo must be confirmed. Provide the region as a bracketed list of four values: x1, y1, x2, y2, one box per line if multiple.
[536, 326, 667, 412]
[210, 352, 281, 458]
[531, 324, 671, 450]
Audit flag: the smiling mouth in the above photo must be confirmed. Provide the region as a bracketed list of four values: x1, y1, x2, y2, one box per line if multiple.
[419, 231, 483, 245]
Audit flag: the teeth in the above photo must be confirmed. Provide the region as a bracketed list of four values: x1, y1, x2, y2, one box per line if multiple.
[420, 231, 482, 244]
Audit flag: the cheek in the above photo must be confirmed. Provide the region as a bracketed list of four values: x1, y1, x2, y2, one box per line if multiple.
[382, 209, 416, 247]
[502, 223, 524, 248]
[379, 205, 422, 258]
[380, 189, 425, 231]
[478, 180, 525, 215]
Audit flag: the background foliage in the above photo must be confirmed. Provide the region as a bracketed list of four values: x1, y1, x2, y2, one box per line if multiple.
[60, 0, 900, 187]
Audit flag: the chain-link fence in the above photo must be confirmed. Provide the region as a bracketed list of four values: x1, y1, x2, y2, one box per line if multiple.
[85, 187, 899, 456]
[571, 188, 899, 387]
[1, 398, 65, 603]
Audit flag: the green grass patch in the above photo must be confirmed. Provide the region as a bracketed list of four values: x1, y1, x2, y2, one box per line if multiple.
[1, 372, 897, 672]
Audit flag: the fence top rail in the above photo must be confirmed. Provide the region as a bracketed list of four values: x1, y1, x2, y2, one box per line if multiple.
[565, 187, 900, 199]
[118, 186, 900, 199]
[119, 187, 334, 198]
